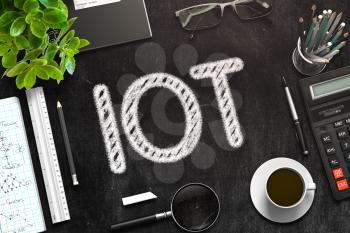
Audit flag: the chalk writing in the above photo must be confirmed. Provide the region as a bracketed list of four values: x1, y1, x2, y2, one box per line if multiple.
[121, 73, 202, 163]
[190, 58, 245, 148]
[93, 57, 244, 174]
[93, 84, 126, 174]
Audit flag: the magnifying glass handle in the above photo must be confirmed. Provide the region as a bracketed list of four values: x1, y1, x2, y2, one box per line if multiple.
[110, 211, 172, 232]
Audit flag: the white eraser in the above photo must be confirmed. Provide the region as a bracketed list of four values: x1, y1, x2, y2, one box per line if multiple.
[122, 192, 157, 206]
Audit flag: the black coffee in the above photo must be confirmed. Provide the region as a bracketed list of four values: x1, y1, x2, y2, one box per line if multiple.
[266, 169, 304, 207]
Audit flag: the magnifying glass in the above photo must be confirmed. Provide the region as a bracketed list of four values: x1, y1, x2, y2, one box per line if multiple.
[110, 183, 220, 232]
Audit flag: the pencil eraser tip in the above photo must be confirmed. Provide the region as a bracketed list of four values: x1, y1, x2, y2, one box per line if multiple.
[72, 175, 79, 186]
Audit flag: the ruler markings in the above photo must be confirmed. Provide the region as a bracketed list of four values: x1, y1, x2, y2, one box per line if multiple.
[26, 87, 70, 224]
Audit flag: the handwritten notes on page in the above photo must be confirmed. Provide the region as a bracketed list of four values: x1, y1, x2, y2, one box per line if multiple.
[0, 97, 45, 233]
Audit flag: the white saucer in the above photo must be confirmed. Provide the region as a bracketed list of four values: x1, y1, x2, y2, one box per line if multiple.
[250, 157, 315, 223]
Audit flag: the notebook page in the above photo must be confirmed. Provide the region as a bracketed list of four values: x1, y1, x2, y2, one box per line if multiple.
[73, 0, 121, 10]
[0, 97, 46, 233]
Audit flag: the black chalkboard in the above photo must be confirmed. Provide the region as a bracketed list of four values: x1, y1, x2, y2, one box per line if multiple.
[1, 0, 350, 232]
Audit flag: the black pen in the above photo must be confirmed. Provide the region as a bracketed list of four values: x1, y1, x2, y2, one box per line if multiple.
[282, 77, 309, 155]
[57, 101, 79, 186]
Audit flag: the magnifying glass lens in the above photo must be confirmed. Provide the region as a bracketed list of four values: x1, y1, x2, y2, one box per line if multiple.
[172, 184, 220, 232]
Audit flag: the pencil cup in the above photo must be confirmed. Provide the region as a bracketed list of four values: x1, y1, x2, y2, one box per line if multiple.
[292, 38, 326, 76]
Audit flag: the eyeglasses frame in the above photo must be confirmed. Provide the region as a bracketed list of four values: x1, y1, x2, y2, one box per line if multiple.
[175, 0, 273, 31]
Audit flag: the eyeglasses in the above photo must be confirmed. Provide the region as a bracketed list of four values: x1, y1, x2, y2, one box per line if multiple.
[175, 0, 272, 31]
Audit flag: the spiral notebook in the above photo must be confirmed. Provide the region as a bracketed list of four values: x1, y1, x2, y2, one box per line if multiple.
[0, 97, 46, 233]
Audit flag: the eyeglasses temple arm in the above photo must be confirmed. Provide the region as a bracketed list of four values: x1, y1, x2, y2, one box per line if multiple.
[234, 0, 255, 4]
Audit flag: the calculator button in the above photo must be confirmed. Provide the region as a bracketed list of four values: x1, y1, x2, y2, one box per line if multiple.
[329, 157, 340, 167]
[325, 145, 336, 155]
[333, 168, 344, 179]
[341, 140, 350, 151]
[321, 134, 332, 144]
[337, 129, 349, 139]
[346, 118, 350, 124]
[334, 120, 345, 128]
[336, 179, 349, 191]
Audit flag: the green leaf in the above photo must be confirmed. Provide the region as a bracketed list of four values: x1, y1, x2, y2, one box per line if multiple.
[0, 44, 9, 56]
[0, 32, 12, 42]
[24, 67, 36, 89]
[16, 69, 27, 89]
[2, 51, 17, 68]
[28, 30, 43, 48]
[34, 65, 49, 80]
[64, 56, 75, 75]
[31, 58, 47, 65]
[11, 45, 19, 55]
[57, 17, 76, 41]
[64, 48, 78, 57]
[25, 14, 31, 24]
[79, 39, 89, 49]
[56, 75, 63, 84]
[10, 44, 19, 56]
[44, 43, 58, 60]
[23, 0, 39, 13]
[14, 0, 26, 9]
[57, 0, 68, 17]
[59, 29, 74, 47]
[43, 8, 67, 24]
[44, 65, 62, 79]
[0, 1, 14, 12]
[47, 59, 59, 68]
[38, 0, 58, 8]
[23, 48, 43, 60]
[59, 54, 65, 72]
[46, 20, 67, 29]
[14, 35, 30, 49]
[0, 26, 10, 34]
[25, 11, 44, 24]
[68, 37, 80, 50]
[10, 17, 26, 37]
[30, 19, 46, 38]
[6, 61, 28, 77]
[39, 34, 48, 49]
[0, 11, 20, 28]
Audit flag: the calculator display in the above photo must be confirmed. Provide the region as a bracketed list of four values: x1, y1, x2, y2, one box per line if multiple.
[311, 74, 350, 100]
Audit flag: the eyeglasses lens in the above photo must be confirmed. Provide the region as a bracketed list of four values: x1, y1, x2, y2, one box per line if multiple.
[178, 5, 222, 31]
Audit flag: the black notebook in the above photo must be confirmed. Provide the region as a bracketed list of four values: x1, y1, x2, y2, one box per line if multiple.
[66, 0, 152, 51]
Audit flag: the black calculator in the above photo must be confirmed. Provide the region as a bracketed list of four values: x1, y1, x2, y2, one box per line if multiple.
[300, 66, 350, 200]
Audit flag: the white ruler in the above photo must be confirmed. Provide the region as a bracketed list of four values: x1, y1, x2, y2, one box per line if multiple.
[26, 87, 70, 224]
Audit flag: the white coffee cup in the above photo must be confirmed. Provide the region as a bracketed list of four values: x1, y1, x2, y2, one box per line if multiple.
[265, 167, 316, 209]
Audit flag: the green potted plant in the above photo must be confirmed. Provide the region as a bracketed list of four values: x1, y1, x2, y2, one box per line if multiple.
[0, 0, 89, 89]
